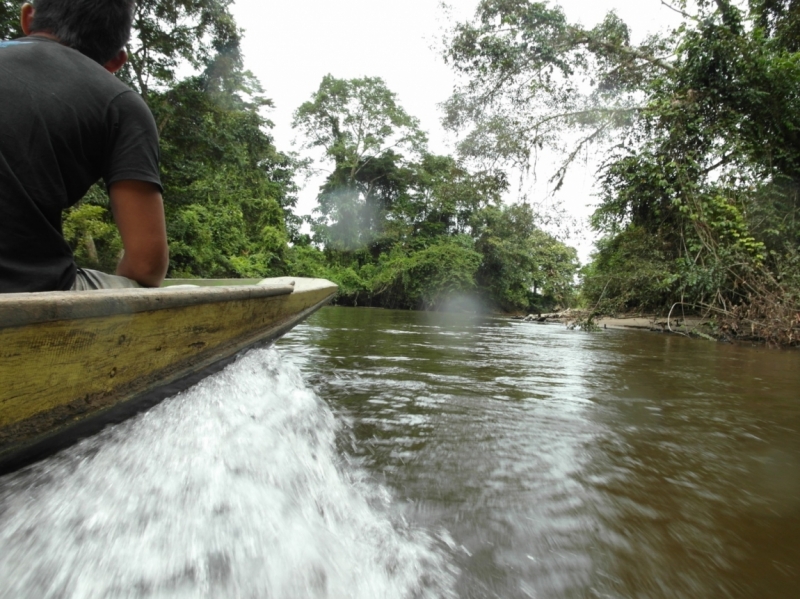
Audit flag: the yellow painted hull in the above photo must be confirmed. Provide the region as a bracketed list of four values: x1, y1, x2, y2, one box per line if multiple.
[0, 277, 337, 472]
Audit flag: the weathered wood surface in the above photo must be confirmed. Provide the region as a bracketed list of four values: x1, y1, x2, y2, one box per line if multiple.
[0, 277, 337, 471]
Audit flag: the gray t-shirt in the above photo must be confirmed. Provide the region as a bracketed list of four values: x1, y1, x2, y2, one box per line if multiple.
[0, 36, 162, 292]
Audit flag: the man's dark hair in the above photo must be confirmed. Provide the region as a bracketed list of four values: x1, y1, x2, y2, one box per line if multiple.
[30, 0, 135, 64]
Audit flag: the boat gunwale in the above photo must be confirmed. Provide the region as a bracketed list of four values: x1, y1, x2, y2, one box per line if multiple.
[0, 277, 337, 476]
[0, 282, 302, 328]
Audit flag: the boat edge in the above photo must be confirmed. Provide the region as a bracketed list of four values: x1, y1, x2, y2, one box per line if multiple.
[0, 286, 335, 475]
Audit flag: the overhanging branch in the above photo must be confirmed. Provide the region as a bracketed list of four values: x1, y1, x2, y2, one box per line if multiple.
[570, 27, 676, 73]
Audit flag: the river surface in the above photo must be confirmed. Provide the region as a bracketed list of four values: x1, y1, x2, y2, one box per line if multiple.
[1, 306, 799, 598]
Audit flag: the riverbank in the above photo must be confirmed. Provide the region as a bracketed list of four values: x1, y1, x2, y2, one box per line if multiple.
[597, 314, 708, 333]
[520, 308, 800, 347]
[517, 310, 714, 338]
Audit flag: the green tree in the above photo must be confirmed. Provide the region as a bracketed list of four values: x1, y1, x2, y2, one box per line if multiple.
[403, 155, 506, 239]
[371, 238, 483, 310]
[122, 0, 241, 100]
[292, 73, 574, 312]
[62, 186, 123, 274]
[445, 0, 800, 342]
[294, 75, 428, 251]
[0, 0, 22, 40]
[146, 76, 296, 278]
[475, 203, 578, 311]
[294, 75, 427, 181]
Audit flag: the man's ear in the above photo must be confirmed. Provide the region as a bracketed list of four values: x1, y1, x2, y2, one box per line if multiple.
[20, 3, 34, 35]
[103, 49, 128, 74]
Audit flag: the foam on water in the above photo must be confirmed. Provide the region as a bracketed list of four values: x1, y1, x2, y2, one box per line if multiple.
[0, 348, 456, 599]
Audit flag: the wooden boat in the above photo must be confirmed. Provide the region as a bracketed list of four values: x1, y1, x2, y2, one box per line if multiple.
[0, 277, 337, 473]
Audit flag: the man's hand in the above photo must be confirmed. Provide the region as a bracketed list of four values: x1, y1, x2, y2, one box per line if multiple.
[109, 180, 169, 287]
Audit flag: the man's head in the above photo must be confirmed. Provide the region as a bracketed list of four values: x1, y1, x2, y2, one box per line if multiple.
[21, 0, 135, 67]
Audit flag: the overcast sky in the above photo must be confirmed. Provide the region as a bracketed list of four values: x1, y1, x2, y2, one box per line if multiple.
[229, 0, 682, 260]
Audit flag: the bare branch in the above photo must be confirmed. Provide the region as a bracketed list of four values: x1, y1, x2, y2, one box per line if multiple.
[660, 0, 698, 21]
[548, 121, 611, 194]
[519, 106, 641, 134]
[570, 27, 676, 73]
[701, 154, 732, 175]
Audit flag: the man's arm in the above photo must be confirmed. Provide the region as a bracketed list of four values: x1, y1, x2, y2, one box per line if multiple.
[109, 180, 169, 287]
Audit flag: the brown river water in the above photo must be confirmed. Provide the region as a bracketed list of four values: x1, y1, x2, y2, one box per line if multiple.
[1, 306, 798, 598]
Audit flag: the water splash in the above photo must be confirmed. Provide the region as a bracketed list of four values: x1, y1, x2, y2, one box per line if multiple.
[0, 348, 456, 599]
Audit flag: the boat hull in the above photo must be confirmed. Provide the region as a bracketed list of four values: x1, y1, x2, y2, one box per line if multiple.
[0, 277, 337, 473]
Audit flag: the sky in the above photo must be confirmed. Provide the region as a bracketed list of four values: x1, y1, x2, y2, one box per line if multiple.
[229, 0, 683, 261]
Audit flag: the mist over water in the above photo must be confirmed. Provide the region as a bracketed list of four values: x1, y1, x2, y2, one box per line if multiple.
[0, 348, 456, 599]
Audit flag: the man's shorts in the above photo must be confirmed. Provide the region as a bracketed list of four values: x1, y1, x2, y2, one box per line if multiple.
[71, 268, 141, 290]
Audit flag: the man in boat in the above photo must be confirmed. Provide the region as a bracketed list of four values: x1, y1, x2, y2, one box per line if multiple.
[0, 0, 169, 293]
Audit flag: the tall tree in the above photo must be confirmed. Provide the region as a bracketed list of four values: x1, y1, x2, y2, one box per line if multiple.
[405, 155, 506, 239]
[446, 0, 800, 343]
[443, 0, 670, 183]
[122, 0, 240, 100]
[293, 75, 428, 252]
[294, 75, 427, 180]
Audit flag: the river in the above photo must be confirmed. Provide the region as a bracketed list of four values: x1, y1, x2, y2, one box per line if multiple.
[1, 306, 799, 598]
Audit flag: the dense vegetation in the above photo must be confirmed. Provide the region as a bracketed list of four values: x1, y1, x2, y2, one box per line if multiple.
[289, 74, 577, 310]
[6, 0, 800, 341]
[3, 0, 298, 280]
[1, 0, 578, 313]
[444, 0, 800, 344]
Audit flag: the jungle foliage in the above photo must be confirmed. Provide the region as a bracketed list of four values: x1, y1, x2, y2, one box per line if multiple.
[1, 0, 578, 312]
[445, 0, 800, 344]
[0, 0, 20, 39]
[289, 75, 578, 311]
[2, 0, 297, 280]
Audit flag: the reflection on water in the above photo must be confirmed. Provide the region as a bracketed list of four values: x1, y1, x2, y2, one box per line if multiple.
[1, 305, 799, 599]
[279, 307, 800, 599]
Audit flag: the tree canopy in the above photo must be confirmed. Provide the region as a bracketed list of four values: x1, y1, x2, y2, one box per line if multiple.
[445, 0, 800, 343]
[1, 0, 581, 315]
[0, 1, 21, 40]
[0, 0, 297, 281]
[290, 73, 578, 312]
[122, 0, 241, 100]
[292, 76, 428, 252]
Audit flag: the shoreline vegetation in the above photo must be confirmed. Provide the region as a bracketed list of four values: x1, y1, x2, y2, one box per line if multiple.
[3, 0, 799, 347]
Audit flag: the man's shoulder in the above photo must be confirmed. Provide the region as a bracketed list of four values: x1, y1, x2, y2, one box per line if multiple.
[1, 36, 132, 98]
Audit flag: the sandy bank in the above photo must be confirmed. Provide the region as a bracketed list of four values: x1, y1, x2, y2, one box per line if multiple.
[517, 311, 710, 335]
[597, 315, 708, 333]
